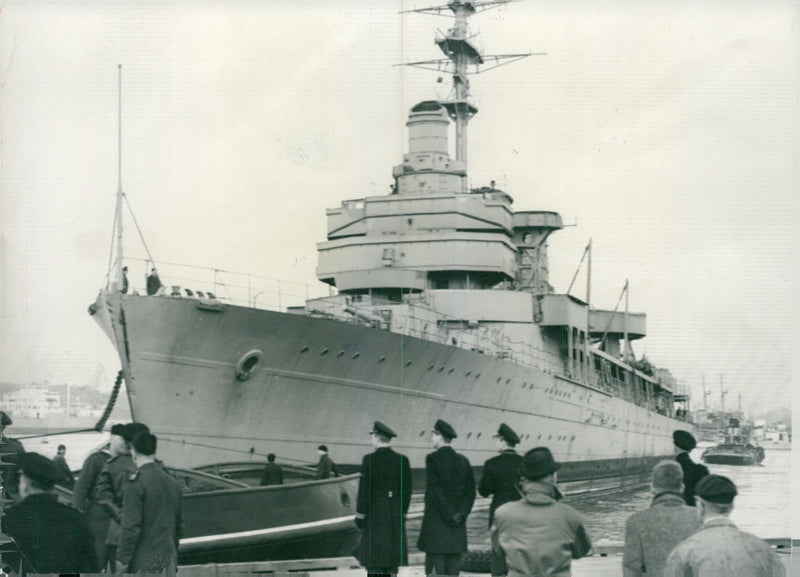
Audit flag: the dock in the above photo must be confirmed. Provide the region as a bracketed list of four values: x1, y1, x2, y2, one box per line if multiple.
[178, 540, 796, 577]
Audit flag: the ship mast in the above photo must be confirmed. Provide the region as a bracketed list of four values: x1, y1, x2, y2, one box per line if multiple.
[115, 64, 123, 287]
[107, 64, 124, 291]
[402, 1, 540, 191]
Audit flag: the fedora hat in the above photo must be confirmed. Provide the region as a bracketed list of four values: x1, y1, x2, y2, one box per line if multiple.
[520, 446, 561, 480]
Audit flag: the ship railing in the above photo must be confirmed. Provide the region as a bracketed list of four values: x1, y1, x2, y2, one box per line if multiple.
[312, 293, 570, 374]
[119, 257, 332, 311]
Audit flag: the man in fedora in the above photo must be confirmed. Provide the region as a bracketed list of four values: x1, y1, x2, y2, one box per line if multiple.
[418, 419, 475, 576]
[1, 452, 98, 574]
[354, 421, 413, 577]
[673, 429, 708, 506]
[664, 474, 783, 575]
[492, 447, 591, 577]
[479, 423, 523, 576]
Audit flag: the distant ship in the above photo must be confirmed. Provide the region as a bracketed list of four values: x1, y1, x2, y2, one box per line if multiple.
[702, 417, 765, 466]
[90, 1, 694, 493]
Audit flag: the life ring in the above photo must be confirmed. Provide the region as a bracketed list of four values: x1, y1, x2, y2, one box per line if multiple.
[235, 349, 263, 381]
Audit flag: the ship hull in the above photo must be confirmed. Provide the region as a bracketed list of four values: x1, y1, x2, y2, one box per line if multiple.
[92, 292, 687, 492]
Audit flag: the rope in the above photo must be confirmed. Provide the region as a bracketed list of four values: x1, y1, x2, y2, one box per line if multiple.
[94, 370, 124, 431]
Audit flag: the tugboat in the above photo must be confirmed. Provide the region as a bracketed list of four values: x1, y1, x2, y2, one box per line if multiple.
[701, 418, 765, 466]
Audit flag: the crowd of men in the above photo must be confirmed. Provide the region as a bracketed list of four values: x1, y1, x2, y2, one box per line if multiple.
[0, 411, 182, 575]
[353, 422, 783, 577]
[0, 408, 787, 576]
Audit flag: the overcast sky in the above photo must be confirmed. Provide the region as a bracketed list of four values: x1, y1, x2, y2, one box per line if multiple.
[1, 1, 797, 419]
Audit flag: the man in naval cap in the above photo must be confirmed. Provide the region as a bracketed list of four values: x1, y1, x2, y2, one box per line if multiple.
[492, 447, 591, 577]
[354, 421, 413, 577]
[479, 423, 524, 576]
[664, 474, 784, 576]
[97, 422, 149, 569]
[417, 419, 475, 576]
[0, 409, 25, 502]
[1, 452, 98, 574]
[672, 429, 708, 506]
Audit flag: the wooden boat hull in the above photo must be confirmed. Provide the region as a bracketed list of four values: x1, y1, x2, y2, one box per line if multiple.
[59, 468, 361, 564]
[178, 473, 361, 564]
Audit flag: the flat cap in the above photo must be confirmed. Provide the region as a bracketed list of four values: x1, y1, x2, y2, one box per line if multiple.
[0, 410, 12, 427]
[520, 446, 561, 480]
[434, 419, 457, 440]
[371, 421, 397, 439]
[317, 445, 328, 452]
[695, 474, 737, 504]
[673, 429, 696, 451]
[13, 452, 63, 488]
[496, 423, 520, 446]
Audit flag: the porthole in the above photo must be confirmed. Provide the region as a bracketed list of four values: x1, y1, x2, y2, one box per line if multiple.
[300, 346, 310, 353]
[405, 360, 413, 367]
[320, 348, 329, 356]
[337, 350, 345, 357]
[352, 352, 360, 359]
[235, 349, 263, 381]
[378, 355, 386, 363]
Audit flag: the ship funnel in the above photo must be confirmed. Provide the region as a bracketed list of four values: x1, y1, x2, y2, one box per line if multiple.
[407, 101, 450, 155]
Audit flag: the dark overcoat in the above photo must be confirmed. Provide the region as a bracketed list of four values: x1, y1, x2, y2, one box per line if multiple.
[117, 461, 183, 575]
[478, 449, 522, 527]
[260, 462, 284, 485]
[675, 451, 709, 506]
[0, 434, 25, 500]
[1, 492, 99, 574]
[355, 447, 413, 569]
[96, 452, 137, 544]
[417, 445, 476, 554]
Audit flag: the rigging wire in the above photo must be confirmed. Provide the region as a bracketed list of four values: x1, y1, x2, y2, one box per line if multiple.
[123, 193, 156, 267]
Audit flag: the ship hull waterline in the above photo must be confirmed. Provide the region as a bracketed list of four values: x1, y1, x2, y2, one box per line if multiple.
[91, 291, 688, 494]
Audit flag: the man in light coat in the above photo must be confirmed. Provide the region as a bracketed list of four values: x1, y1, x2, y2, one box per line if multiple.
[492, 447, 591, 577]
[664, 474, 784, 576]
[623, 460, 701, 577]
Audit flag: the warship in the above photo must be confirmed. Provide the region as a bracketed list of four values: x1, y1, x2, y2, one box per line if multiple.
[90, 1, 693, 493]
